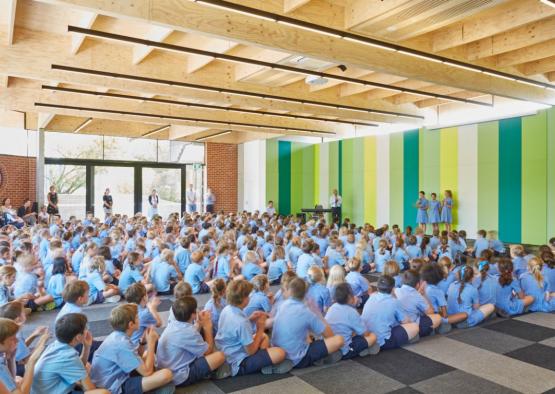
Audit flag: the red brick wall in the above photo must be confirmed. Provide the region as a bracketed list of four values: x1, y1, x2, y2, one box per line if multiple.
[0, 155, 36, 206]
[205, 143, 237, 213]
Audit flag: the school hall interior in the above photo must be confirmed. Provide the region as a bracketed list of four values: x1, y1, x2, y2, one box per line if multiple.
[1, 0, 555, 393]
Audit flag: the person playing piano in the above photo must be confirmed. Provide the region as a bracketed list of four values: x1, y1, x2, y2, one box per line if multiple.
[329, 189, 342, 224]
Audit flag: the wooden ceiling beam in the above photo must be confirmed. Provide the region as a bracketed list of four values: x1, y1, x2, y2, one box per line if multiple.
[1, 0, 17, 45]
[34, 0, 554, 105]
[284, 0, 311, 14]
[70, 10, 97, 54]
[519, 56, 555, 77]
[345, 0, 408, 30]
[132, 25, 173, 65]
[37, 112, 56, 129]
[494, 38, 555, 68]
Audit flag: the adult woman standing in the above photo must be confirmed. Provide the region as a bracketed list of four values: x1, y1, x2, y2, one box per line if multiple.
[148, 189, 159, 219]
[102, 188, 113, 219]
[441, 190, 454, 232]
[46, 185, 59, 221]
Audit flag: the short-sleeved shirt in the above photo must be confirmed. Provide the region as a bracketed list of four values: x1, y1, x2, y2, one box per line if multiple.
[271, 298, 326, 365]
[150, 261, 178, 293]
[157, 320, 208, 385]
[374, 250, 391, 273]
[447, 282, 479, 315]
[268, 259, 288, 283]
[204, 298, 227, 333]
[32, 340, 87, 394]
[325, 303, 366, 355]
[214, 255, 231, 280]
[425, 284, 447, 313]
[215, 305, 254, 376]
[395, 285, 428, 323]
[473, 275, 497, 305]
[85, 271, 106, 302]
[130, 305, 157, 345]
[243, 291, 271, 318]
[56, 302, 82, 322]
[46, 273, 66, 307]
[495, 279, 524, 315]
[118, 266, 143, 295]
[361, 292, 405, 346]
[14, 271, 38, 297]
[520, 272, 555, 312]
[0, 284, 14, 306]
[175, 248, 191, 275]
[90, 331, 142, 394]
[306, 283, 332, 314]
[345, 271, 369, 298]
[296, 253, 315, 280]
[0, 358, 16, 391]
[241, 263, 262, 282]
[16, 331, 30, 362]
[185, 263, 205, 294]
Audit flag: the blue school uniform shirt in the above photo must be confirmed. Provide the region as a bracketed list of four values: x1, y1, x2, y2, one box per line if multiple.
[315, 237, 328, 257]
[406, 245, 422, 260]
[271, 298, 326, 366]
[543, 265, 555, 292]
[261, 243, 274, 260]
[268, 259, 288, 283]
[395, 285, 428, 324]
[374, 250, 391, 273]
[0, 358, 16, 391]
[130, 305, 158, 346]
[325, 303, 366, 355]
[39, 238, 50, 261]
[423, 284, 445, 314]
[495, 279, 525, 316]
[46, 273, 65, 307]
[118, 266, 143, 295]
[345, 271, 369, 298]
[55, 302, 82, 322]
[296, 253, 315, 280]
[31, 340, 87, 394]
[241, 263, 262, 282]
[214, 255, 231, 280]
[306, 283, 332, 314]
[71, 249, 84, 274]
[520, 272, 555, 312]
[325, 249, 345, 268]
[244, 291, 271, 318]
[14, 271, 38, 297]
[204, 298, 227, 334]
[185, 263, 206, 294]
[90, 331, 142, 394]
[438, 271, 456, 295]
[0, 284, 14, 306]
[489, 239, 505, 254]
[393, 248, 409, 267]
[288, 246, 303, 270]
[16, 331, 30, 362]
[85, 271, 106, 302]
[150, 260, 178, 293]
[125, 238, 136, 252]
[473, 275, 497, 305]
[429, 236, 440, 251]
[361, 292, 405, 347]
[215, 305, 254, 376]
[157, 319, 208, 385]
[447, 282, 479, 316]
[473, 238, 489, 258]
[345, 243, 356, 259]
[513, 257, 528, 278]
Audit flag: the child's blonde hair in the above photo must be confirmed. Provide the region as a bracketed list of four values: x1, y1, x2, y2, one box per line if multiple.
[486, 230, 498, 240]
[16, 253, 34, 270]
[0, 317, 19, 343]
[383, 260, 400, 277]
[244, 251, 258, 264]
[251, 274, 269, 292]
[527, 256, 544, 287]
[347, 257, 361, 272]
[307, 266, 325, 285]
[161, 249, 176, 264]
[327, 265, 345, 287]
[511, 244, 525, 258]
[0, 265, 16, 279]
[89, 255, 105, 273]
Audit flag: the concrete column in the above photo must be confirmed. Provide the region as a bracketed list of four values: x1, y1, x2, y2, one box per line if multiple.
[36, 129, 45, 206]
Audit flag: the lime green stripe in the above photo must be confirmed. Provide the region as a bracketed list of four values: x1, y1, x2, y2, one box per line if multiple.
[341, 139, 354, 222]
[390, 133, 404, 227]
[351, 139, 365, 225]
[290, 143, 304, 215]
[302, 145, 315, 211]
[440, 127, 459, 227]
[313, 144, 320, 206]
[266, 139, 279, 210]
[364, 136, 377, 225]
[477, 121, 499, 231]
[522, 112, 548, 244]
[548, 107, 555, 239]
[420, 128, 441, 198]
[329, 141, 339, 196]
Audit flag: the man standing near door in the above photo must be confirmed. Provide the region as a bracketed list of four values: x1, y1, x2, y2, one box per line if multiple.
[329, 188, 342, 225]
[204, 188, 215, 214]
[186, 184, 197, 213]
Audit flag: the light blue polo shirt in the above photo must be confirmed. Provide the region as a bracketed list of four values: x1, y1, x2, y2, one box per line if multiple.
[374, 250, 391, 273]
[241, 263, 262, 282]
[268, 259, 288, 283]
[345, 271, 369, 298]
[214, 255, 231, 280]
[361, 292, 405, 346]
[0, 358, 16, 391]
[46, 273, 65, 307]
[215, 305, 253, 376]
[185, 263, 205, 294]
[85, 271, 106, 303]
[32, 340, 86, 394]
[204, 298, 227, 334]
[425, 284, 447, 313]
[150, 260, 178, 293]
[130, 305, 157, 345]
[14, 271, 38, 297]
[306, 283, 331, 314]
[296, 253, 315, 280]
[271, 298, 326, 366]
[56, 302, 83, 322]
[395, 285, 428, 324]
[90, 331, 142, 394]
[447, 281, 479, 315]
[325, 303, 365, 355]
[0, 284, 14, 306]
[157, 320, 208, 385]
[118, 266, 143, 295]
[243, 291, 271, 318]
[175, 248, 191, 275]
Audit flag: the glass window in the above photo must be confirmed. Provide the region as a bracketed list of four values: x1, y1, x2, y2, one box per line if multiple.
[103, 136, 157, 162]
[142, 167, 182, 219]
[158, 141, 204, 163]
[0, 127, 36, 157]
[45, 132, 102, 159]
[44, 164, 86, 219]
[94, 166, 134, 217]
[185, 164, 204, 213]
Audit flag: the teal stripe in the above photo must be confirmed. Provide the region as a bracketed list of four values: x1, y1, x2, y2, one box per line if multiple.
[498, 117, 522, 243]
[403, 130, 419, 229]
[338, 140, 343, 195]
[278, 141, 291, 215]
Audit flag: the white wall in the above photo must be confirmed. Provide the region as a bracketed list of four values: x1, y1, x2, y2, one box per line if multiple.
[239, 140, 266, 212]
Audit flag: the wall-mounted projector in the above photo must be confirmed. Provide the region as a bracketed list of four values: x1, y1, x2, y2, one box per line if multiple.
[305, 75, 329, 85]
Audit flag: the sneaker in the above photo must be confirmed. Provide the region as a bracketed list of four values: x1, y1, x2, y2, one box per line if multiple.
[359, 342, 380, 357]
[455, 320, 469, 329]
[437, 322, 452, 335]
[261, 360, 293, 375]
[105, 295, 121, 303]
[214, 362, 231, 379]
[323, 351, 342, 365]
[409, 334, 420, 344]
[44, 301, 57, 311]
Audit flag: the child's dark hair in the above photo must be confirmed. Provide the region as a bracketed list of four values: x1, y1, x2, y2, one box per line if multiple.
[127, 252, 140, 269]
[334, 282, 353, 304]
[174, 281, 193, 299]
[540, 251, 555, 269]
[55, 313, 88, 344]
[288, 277, 307, 300]
[0, 318, 19, 343]
[62, 280, 89, 303]
[52, 257, 67, 275]
[458, 265, 474, 304]
[480, 248, 493, 261]
[498, 258, 514, 287]
[0, 301, 24, 320]
[402, 269, 420, 288]
[124, 282, 147, 304]
[477, 260, 489, 290]
[172, 296, 197, 322]
[420, 263, 442, 285]
[377, 275, 395, 294]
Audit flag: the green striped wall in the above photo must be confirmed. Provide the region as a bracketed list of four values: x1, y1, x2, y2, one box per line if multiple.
[266, 108, 555, 244]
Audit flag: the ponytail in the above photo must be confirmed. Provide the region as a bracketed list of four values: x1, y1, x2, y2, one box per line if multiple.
[477, 261, 489, 291]
[498, 258, 513, 287]
[528, 257, 544, 288]
[211, 278, 226, 308]
[458, 265, 473, 304]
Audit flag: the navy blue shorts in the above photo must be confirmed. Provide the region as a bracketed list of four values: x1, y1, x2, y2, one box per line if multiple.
[177, 357, 211, 386]
[295, 339, 329, 368]
[381, 325, 409, 350]
[237, 349, 273, 375]
[419, 314, 434, 337]
[157, 283, 176, 296]
[121, 375, 143, 394]
[198, 282, 210, 294]
[93, 292, 105, 304]
[359, 293, 369, 308]
[342, 335, 369, 359]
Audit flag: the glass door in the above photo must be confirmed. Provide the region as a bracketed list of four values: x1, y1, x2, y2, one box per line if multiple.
[44, 164, 87, 219]
[94, 166, 134, 218]
[142, 167, 182, 219]
[185, 164, 204, 212]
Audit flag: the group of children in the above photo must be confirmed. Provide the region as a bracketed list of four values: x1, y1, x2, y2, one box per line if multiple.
[0, 208, 554, 393]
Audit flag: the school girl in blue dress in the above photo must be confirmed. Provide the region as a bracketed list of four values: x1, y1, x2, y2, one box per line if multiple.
[495, 259, 534, 317]
[440, 190, 453, 232]
[428, 193, 441, 233]
[415, 191, 429, 233]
